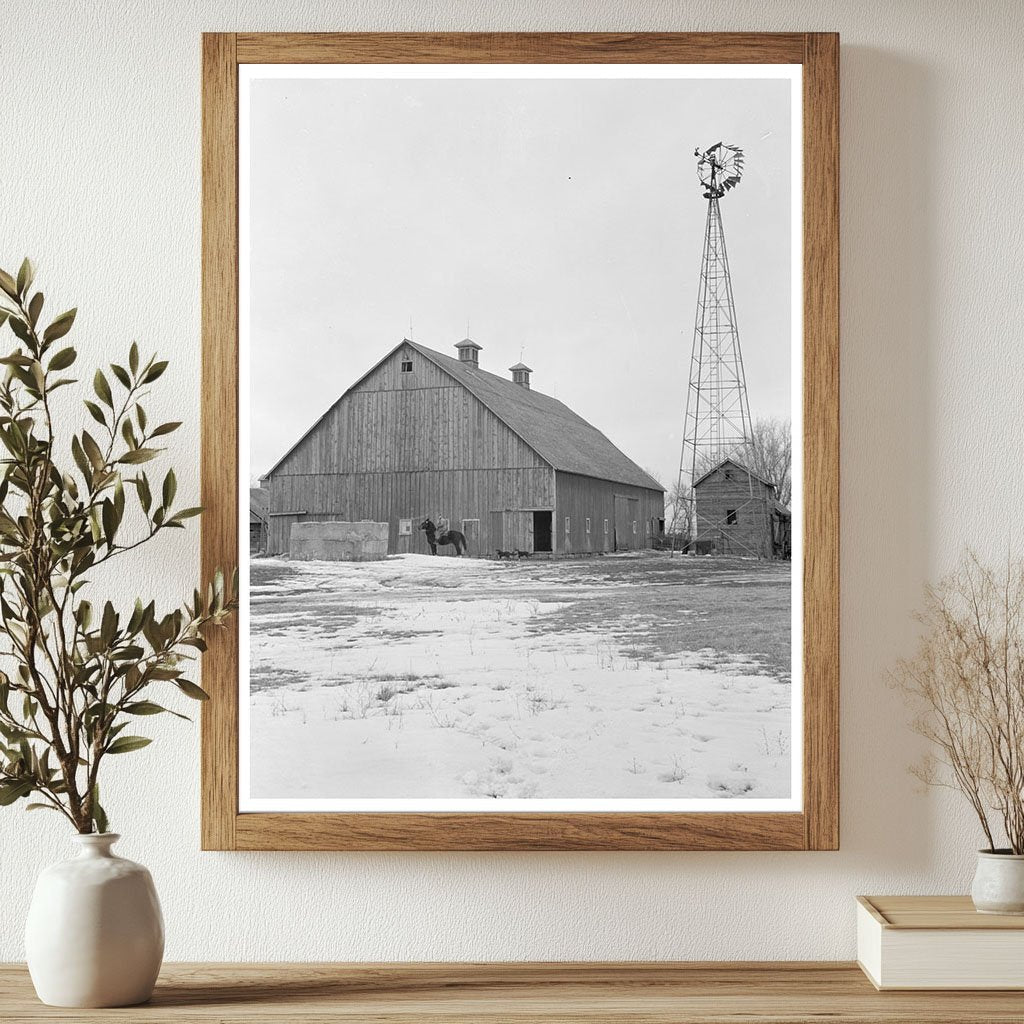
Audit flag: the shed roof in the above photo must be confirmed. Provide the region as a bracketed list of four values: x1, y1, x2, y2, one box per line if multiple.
[406, 341, 663, 492]
[250, 487, 270, 526]
[692, 457, 776, 491]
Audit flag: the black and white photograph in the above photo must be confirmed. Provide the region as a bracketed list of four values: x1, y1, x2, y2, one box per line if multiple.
[239, 65, 802, 810]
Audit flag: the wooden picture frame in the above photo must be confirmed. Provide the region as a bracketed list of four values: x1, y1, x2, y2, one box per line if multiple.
[201, 32, 838, 851]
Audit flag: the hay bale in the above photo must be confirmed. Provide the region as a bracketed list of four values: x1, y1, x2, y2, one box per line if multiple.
[289, 521, 388, 562]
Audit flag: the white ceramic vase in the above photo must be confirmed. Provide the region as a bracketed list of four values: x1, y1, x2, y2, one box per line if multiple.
[971, 850, 1024, 915]
[25, 833, 164, 1007]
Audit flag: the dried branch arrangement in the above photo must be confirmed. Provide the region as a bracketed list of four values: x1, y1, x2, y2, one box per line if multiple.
[0, 259, 234, 833]
[896, 552, 1024, 853]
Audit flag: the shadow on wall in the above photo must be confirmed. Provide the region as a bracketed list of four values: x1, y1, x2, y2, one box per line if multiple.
[837, 46, 938, 872]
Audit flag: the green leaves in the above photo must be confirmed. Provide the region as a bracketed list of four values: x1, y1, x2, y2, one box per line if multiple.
[0, 268, 18, 301]
[0, 261, 237, 834]
[15, 258, 34, 299]
[117, 448, 158, 465]
[142, 360, 168, 384]
[168, 507, 202, 525]
[175, 679, 210, 701]
[28, 292, 44, 328]
[134, 473, 152, 513]
[124, 701, 167, 716]
[124, 700, 190, 722]
[100, 601, 118, 648]
[84, 400, 106, 427]
[0, 779, 33, 805]
[162, 468, 176, 509]
[48, 346, 77, 372]
[91, 786, 109, 835]
[105, 736, 152, 755]
[26, 802, 61, 814]
[43, 308, 76, 344]
[8, 316, 31, 345]
[93, 369, 113, 408]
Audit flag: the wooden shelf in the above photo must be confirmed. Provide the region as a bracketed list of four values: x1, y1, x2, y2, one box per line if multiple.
[4, 962, 1024, 1022]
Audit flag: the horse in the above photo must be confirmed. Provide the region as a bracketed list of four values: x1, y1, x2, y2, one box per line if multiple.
[420, 517, 467, 556]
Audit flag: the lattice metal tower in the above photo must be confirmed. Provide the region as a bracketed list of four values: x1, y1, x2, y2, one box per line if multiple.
[677, 143, 769, 557]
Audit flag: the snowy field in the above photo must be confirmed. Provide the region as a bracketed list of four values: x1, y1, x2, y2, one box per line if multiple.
[246, 552, 792, 802]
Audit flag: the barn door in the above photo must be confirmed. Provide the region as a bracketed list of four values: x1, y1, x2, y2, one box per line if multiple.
[628, 498, 640, 549]
[490, 511, 504, 554]
[614, 495, 631, 551]
[461, 519, 480, 555]
[516, 511, 534, 554]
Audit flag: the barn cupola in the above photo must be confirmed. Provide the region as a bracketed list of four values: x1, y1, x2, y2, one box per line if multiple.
[454, 337, 482, 366]
[509, 362, 532, 389]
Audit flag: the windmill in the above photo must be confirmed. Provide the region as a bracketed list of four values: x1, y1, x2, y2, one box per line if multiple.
[677, 142, 771, 557]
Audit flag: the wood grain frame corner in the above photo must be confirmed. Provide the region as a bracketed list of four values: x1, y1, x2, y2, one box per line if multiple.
[200, 32, 839, 852]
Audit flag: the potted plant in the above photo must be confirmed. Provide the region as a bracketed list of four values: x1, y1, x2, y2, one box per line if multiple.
[896, 552, 1024, 914]
[0, 260, 234, 1006]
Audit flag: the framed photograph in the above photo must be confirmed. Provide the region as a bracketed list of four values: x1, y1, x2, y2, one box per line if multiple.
[202, 32, 838, 850]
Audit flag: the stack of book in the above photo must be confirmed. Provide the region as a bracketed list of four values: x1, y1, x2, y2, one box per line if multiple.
[857, 895, 1024, 990]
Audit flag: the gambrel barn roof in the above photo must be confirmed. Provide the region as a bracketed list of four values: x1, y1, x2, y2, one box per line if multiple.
[266, 340, 664, 493]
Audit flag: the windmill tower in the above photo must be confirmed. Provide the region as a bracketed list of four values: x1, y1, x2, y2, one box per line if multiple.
[677, 142, 771, 558]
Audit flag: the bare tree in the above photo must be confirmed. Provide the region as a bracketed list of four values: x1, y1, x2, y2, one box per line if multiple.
[664, 479, 694, 545]
[894, 553, 1024, 853]
[750, 417, 792, 508]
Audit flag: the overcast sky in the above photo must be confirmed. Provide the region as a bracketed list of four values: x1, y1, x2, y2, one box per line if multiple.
[247, 73, 793, 488]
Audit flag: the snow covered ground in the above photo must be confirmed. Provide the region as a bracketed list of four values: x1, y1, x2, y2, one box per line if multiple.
[247, 552, 793, 802]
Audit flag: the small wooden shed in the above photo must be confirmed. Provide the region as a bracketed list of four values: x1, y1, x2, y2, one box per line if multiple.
[691, 458, 790, 560]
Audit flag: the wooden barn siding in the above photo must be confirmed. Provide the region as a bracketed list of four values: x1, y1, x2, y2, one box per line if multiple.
[693, 470, 774, 557]
[265, 468, 554, 555]
[352, 344, 451, 393]
[554, 472, 665, 554]
[263, 346, 559, 555]
[275, 377, 545, 476]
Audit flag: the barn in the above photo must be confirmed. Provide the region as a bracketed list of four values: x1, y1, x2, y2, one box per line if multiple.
[260, 338, 665, 558]
[691, 458, 791, 559]
[249, 487, 269, 554]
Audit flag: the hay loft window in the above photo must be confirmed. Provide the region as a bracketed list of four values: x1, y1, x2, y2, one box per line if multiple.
[726, 509, 738, 525]
[400, 358, 413, 373]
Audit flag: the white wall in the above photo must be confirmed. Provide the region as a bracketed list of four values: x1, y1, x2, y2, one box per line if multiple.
[2, 0, 1022, 961]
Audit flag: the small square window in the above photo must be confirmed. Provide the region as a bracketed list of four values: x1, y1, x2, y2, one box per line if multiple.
[726, 509, 738, 525]
[401, 359, 413, 373]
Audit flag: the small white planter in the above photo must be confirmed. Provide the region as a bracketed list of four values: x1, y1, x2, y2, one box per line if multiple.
[971, 850, 1024, 915]
[25, 833, 164, 1007]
